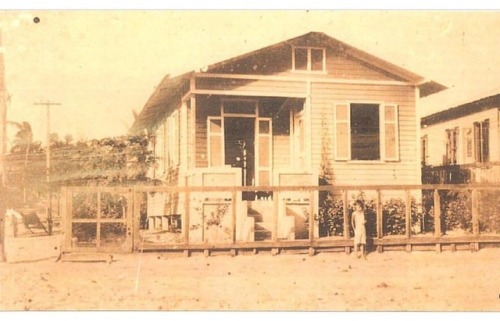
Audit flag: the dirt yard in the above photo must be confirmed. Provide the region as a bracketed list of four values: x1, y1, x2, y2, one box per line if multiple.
[0, 248, 499, 311]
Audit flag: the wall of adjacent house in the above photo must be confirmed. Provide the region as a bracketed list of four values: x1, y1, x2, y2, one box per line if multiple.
[310, 82, 419, 185]
[152, 107, 183, 186]
[421, 107, 499, 166]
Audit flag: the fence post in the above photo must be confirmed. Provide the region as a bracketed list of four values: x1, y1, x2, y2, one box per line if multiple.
[132, 188, 141, 252]
[376, 189, 383, 252]
[342, 190, 350, 254]
[405, 189, 412, 252]
[405, 189, 411, 239]
[231, 189, 237, 244]
[434, 189, 441, 237]
[308, 190, 315, 243]
[343, 190, 349, 240]
[376, 190, 382, 239]
[273, 190, 279, 242]
[471, 188, 479, 237]
[184, 179, 190, 246]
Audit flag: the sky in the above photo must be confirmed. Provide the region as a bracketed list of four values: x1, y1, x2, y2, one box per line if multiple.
[1, 10, 499, 146]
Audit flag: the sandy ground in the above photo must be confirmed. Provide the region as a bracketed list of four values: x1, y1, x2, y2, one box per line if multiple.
[0, 248, 499, 311]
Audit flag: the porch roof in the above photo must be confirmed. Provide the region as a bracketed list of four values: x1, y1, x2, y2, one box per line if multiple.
[130, 71, 193, 133]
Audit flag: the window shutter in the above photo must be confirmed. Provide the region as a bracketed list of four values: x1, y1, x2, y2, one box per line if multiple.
[482, 120, 490, 163]
[335, 104, 350, 160]
[257, 119, 272, 186]
[208, 117, 223, 167]
[383, 104, 399, 161]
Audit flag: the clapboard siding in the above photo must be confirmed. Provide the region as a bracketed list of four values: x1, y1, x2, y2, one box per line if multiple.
[310, 82, 419, 185]
[326, 51, 403, 81]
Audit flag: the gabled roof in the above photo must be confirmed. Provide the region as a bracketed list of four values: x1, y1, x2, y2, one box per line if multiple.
[131, 32, 446, 133]
[421, 93, 500, 127]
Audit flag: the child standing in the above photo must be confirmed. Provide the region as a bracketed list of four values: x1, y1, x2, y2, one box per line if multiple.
[351, 200, 367, 258]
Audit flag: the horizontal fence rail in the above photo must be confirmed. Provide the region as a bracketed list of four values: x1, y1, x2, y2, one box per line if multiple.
[61, 184, 500, 255]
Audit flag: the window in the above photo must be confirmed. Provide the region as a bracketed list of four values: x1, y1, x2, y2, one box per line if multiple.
[166, 111, 180, 168]
[463, 128, 473, 162]
[351, 104, 380, 160]
[334, 103, 399, 161]
[474, 119, 489, 163]
[293, 47, 325, 72]
[421, 135, 428, 166]
[445, 127, 459, 165]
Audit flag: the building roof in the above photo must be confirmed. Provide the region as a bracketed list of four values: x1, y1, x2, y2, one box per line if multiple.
[131, 31, 446, 133]
[421, 93, 500, 127]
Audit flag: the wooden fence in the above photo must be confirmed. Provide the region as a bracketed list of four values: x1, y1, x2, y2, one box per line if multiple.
[61, 183, 500, 256]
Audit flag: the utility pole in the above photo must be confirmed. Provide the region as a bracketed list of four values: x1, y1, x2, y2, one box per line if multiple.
[34, 101, 61, 235]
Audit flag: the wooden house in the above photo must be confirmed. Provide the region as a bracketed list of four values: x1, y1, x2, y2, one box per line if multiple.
[131, 32, 445, 243]
[421, 92, 500, 184]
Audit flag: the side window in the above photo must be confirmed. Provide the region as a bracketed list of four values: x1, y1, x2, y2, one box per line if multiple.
[293, 47, 325, 72]
[474, 119, 489, 163]
[445, 127, 459, 165]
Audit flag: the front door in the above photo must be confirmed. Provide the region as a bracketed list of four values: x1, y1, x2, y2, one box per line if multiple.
[224, 117, 255, 186]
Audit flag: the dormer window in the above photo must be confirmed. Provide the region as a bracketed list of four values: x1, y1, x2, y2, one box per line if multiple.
[292, 47, 325, 72]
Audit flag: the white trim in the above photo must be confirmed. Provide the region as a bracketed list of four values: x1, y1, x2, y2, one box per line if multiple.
[194, 72, 411, 86]
[192, 89, 307, 99]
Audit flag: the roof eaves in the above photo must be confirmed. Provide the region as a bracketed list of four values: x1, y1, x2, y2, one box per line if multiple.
[421, 93, 500, 127]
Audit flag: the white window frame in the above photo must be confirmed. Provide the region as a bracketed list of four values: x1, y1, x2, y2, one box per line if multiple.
[292, 46, 326, 73]
[334, 102, 400, 162]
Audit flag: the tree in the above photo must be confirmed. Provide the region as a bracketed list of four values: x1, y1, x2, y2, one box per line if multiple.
[9, 121, 34, 155]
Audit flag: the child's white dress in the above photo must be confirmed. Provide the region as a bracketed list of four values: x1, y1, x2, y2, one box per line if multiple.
[352, 211, 366, 245]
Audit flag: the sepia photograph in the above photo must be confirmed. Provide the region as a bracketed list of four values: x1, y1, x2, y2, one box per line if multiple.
[0, 9, 499, 312]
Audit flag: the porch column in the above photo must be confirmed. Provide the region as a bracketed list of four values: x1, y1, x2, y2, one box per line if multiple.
[305, 80, 312, 170]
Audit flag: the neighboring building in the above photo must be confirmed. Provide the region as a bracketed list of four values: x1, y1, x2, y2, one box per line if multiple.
[421, 93, 500, 184]
[131, 31, 445, 242]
